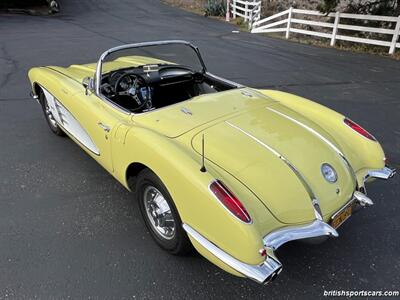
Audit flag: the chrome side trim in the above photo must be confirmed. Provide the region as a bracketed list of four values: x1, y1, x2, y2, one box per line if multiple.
[183, 223, 282, 284]
[40, 85, 100, 156]
[225, 121, 323, 220]
[266, 107, 358, 187]
[263, 219, 338, 251]
[367, 166, 396, 180]
[266, 107, 344, 156]
[206, 72, 243, 88]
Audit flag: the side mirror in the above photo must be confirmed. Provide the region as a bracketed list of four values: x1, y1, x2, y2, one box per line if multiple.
[82, 77, 95, 95]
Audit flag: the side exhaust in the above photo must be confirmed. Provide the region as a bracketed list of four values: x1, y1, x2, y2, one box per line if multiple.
[262, 257, 283, 285]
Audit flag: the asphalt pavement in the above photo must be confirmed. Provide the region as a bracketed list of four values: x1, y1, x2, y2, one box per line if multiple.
[0, 0, 399, 298]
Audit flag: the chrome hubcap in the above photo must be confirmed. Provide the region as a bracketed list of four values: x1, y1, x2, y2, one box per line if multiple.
[143, 186, 175, 240]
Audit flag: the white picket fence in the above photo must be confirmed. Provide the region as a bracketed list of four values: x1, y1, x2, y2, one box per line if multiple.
[250, 7, 400, 54]
[226, 0, 261, 29]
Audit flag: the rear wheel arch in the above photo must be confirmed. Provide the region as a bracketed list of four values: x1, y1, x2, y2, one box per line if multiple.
[126, 162, 150, 191]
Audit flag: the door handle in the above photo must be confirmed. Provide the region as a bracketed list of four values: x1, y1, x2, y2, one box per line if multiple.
[97, 121, 111, 133]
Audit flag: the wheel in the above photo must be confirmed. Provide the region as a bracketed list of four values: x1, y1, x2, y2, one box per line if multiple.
[134, 169, 193, 255]
[38, 88, 65, 136]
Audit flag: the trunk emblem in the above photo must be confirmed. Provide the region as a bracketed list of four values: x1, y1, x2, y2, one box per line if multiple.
[321, 163, 337, 183]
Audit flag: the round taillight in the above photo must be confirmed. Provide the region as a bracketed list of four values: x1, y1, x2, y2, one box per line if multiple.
[209, 180, 252, 223]
[344, 118, 376, 141]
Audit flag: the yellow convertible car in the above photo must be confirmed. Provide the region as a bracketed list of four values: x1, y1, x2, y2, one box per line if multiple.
[28, 40, 395, 284]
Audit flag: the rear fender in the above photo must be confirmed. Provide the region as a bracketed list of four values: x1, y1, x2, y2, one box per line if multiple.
[112, 126, 283, 266]
[258, 90, 385, 185]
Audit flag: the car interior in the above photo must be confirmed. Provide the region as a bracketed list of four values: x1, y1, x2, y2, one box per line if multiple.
[100, 64, 237, 113]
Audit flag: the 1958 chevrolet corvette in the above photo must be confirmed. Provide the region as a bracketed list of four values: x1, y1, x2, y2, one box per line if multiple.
[28, 40, 395, 284]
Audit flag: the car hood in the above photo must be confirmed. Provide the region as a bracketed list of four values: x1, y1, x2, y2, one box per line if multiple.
[47, 56, 171, 84]
[191, 103, 356, 224]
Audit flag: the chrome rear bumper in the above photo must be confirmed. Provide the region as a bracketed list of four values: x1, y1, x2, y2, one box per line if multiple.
[183, 223, 283, 284]
[263, 219, 338, 251]
[183, 167, 395, 284]
[365, 166, 396, 181]
[182, 191, 378, 284]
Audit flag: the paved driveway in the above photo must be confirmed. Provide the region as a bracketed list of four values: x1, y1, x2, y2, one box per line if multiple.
[0, 0, 399, 298]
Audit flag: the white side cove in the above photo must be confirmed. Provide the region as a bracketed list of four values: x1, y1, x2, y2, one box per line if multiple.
[41, 87, 100, 155]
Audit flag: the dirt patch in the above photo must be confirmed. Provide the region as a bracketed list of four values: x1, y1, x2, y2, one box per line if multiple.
[263, 32, 400, 60]
[162, 0, 207, 15]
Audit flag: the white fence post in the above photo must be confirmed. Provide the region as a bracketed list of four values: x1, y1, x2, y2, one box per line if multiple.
[389, 15, 400, 54]
[330, 11, 340, 46]
[233, 0, 236, 19]
[248, 4, 257, 30]
[248, 6, 253, 30]
[286, 7, 293, 39]
[245, 2, 248, 22]
[226, 0, 230, 22]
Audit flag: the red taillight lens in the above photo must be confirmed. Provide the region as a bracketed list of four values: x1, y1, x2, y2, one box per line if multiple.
[344, 118, 376, 141]
[209, 180, 252, 223]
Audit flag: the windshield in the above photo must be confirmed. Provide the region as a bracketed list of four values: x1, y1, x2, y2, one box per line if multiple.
[92, 41, 236, 114]
[96, 41, 206, 90]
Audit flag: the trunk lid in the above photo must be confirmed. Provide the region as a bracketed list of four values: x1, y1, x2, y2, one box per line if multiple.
[191, 103, 355, 224]
[133, 89, 278, 137]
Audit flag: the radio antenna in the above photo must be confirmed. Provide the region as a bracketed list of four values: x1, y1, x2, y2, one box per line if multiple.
[200, 134, 207, 173]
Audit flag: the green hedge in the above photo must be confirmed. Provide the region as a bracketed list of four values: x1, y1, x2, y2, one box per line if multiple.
[0, 0, 47, 9]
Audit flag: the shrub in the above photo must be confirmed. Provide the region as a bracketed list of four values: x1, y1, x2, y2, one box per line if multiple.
[204, 0, 226, 16]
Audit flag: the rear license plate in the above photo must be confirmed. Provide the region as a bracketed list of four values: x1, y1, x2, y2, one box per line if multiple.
[330, 203, 352, 229]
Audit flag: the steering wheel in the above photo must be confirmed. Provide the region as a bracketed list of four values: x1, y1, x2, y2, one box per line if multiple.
[114, 73, 152, 112]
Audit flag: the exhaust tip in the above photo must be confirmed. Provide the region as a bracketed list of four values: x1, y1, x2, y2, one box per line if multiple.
[263, 266, 282, 285]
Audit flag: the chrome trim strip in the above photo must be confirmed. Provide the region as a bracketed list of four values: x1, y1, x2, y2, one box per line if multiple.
[267, 107, 344, 156]
[225, 121, 323, 220]
[206, 72, 243, 88]
[266, 107, 358, 187]
[263, 219, 338, 251]
[182, 223, 282, 284]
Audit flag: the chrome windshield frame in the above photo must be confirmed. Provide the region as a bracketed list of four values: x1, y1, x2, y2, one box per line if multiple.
[94, 40, 207, 97]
